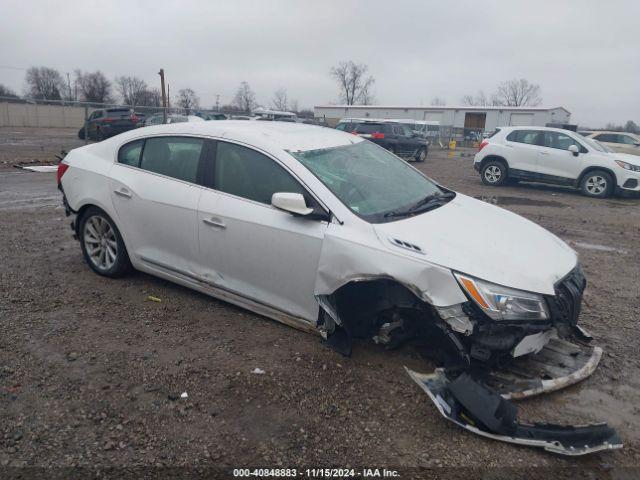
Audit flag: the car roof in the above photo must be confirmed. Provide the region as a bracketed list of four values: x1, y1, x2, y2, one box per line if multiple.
[587, 130, 637, 136]
[115, 120, 364, 153]
[499, 125, 580, 134]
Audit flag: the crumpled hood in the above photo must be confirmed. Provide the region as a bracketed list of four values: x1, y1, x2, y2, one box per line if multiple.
[373, 193, 577, 295]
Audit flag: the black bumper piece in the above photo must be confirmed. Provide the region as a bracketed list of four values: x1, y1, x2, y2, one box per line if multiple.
[406, 368, 622, 456]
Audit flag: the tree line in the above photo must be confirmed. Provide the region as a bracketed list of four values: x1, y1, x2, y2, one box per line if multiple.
[0, 66, 313, 116]
[0, 64, 637, 130]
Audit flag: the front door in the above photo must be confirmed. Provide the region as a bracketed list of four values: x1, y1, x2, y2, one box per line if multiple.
[536, 131, 585, 181]
[197, 140, 328, 322]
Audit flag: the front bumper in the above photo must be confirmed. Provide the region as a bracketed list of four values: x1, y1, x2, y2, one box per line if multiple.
[406, 365, 622, 456]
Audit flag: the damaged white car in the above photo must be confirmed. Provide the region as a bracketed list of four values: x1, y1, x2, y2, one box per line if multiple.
[57, 121, 621, 455]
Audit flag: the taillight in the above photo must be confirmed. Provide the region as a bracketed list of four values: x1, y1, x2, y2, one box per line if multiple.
[371, 132, 385, 139]
[57, 163, 69, 185]
[478, 140, 489, 151]
[131, 115, 139, 123]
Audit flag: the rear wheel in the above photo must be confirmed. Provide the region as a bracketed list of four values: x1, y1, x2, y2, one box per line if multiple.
[481, 160, 507, 186]
[415, 147, 427, 162]
[79, 207, 132, 277]
[78, 127, 85, 139]
[96, 128, 104, 141]
[580, 170, 613, 198]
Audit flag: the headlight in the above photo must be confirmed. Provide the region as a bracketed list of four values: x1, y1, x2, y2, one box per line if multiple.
[615, 160, 640, 172]
[454, 273, 549, 321]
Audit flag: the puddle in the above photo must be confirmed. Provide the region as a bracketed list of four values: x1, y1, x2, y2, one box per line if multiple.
[475, 195, 565, 208]
[571, 241, 628, 254]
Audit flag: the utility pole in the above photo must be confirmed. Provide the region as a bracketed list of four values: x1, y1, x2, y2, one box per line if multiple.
[66, 73, 72, 103]
[167, 83, 170, 111]
[158, 69, 167, 124]
[215, 94, 220, 112]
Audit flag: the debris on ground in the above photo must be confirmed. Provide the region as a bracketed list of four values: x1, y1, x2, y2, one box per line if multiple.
[251, 368, 266, 375]
[146, 295, 162, 303]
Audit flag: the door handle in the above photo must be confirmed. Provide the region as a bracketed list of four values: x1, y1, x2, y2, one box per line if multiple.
[202, 217, 226, 229]
[114, 188, 132, 198]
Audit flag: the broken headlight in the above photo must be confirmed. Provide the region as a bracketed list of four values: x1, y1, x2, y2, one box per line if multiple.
[454, 273, 549, 321]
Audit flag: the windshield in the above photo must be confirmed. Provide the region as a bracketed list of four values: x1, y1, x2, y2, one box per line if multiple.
[291, 141, 447, 223]
[580, 135, 610, 152]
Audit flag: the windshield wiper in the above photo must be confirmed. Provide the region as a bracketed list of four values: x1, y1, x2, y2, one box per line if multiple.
[383, 192, 455, 219]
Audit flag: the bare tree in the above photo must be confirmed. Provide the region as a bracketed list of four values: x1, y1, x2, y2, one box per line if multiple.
[25, 66, 64, 100]
[138, 88, 162, 107]
[430, 97, 446, 106]
[624, 120, 639, 134]
[495, 79, 542, 107]
[330, 61, 375, 105]
[272, 88, 288, 111]
[115, 76, 148, 107]
[176, 88, 200, 114]
[0, 84, 18, 98]
[289, 99, 299, 113]
[461, 90, 502, 107]
[75, 70, 113, 103]
[233, 81, 257, 113]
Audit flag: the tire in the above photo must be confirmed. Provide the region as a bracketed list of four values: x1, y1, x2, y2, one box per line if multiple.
[415, 147, 427, 162]
[481, 160, 507, 186]
[580, 170, 614, 198]
[96, 128, 104, 142]
[79, 207, 132, 277]
[78, 127, 85, 140]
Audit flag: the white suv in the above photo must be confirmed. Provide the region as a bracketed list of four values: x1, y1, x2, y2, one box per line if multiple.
[474, 126, 640, 198]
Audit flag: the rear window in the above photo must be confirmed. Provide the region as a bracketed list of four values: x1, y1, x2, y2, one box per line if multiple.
[106, 108, 132, 117]
[355, 123, 384, 134]
[506, 129, 540, 145]
[140, 137, 204, 183]
[118, 140, 144, 167]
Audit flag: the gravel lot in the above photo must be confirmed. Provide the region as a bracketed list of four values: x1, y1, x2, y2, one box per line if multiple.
[1, 127, 639, 475]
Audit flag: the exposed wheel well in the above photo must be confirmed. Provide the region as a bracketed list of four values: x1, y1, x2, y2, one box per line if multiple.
[322, 279, 467, 364]
[577, 166, 617, 188]
[480, 155, 509, 170]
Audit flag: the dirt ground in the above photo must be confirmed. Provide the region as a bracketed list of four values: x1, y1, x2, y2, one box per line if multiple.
[1, 127, 639, 476]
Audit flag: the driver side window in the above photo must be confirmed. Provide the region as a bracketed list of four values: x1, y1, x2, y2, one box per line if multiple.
[214, 141, 306, 205]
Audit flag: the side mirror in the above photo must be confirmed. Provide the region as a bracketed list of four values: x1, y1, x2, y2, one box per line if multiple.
[568, 144, 579, 156]
[271, 192, 313, 216]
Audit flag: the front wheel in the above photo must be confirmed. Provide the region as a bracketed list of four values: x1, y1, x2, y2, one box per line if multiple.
[415, 147, 427, 162]
[481, 161, 507, 186]
[580, 170, 614, 198]
[79, 207, 132, 277]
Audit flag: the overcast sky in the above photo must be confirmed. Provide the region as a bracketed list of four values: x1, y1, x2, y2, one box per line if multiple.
[1, 0, 638, 126]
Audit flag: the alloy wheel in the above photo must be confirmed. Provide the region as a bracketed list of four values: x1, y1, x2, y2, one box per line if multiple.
[484, 165, 502, 183]
[83, 215, 118, 270]
[585, 175, 607, 195]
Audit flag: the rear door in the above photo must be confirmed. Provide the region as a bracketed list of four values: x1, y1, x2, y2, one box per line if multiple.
[503, 129, 543, 174]
[536, 131, 586, 181]
[109, 136, 207, 274]
[197, 140, 329, 321]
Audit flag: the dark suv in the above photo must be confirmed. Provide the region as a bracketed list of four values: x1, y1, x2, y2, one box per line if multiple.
[78, 108, 140, 141]
[353, 122, 428, 161]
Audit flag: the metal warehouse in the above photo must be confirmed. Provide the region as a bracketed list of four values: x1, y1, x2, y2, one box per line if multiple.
[314, 105, 571, 131]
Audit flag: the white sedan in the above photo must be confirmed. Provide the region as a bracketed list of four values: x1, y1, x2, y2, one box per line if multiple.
[57, 121, 620, 455]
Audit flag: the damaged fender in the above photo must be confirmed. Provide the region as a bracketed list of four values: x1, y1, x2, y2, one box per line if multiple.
[406, 367, 622, 456]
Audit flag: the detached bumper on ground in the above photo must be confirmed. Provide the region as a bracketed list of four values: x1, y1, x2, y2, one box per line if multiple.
[406, 339, 622, 456]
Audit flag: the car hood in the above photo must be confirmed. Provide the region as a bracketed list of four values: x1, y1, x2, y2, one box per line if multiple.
[613, 152, 640, 165]
[372, 193, 577, 295]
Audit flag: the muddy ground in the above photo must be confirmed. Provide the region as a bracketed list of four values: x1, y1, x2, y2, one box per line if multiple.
[1, 127, 639, 476]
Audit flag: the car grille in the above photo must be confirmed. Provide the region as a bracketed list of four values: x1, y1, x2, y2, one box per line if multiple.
[547, 265, 586, 326]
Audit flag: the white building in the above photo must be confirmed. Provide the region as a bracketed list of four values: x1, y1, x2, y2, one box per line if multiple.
[314, 105, 571, 131]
